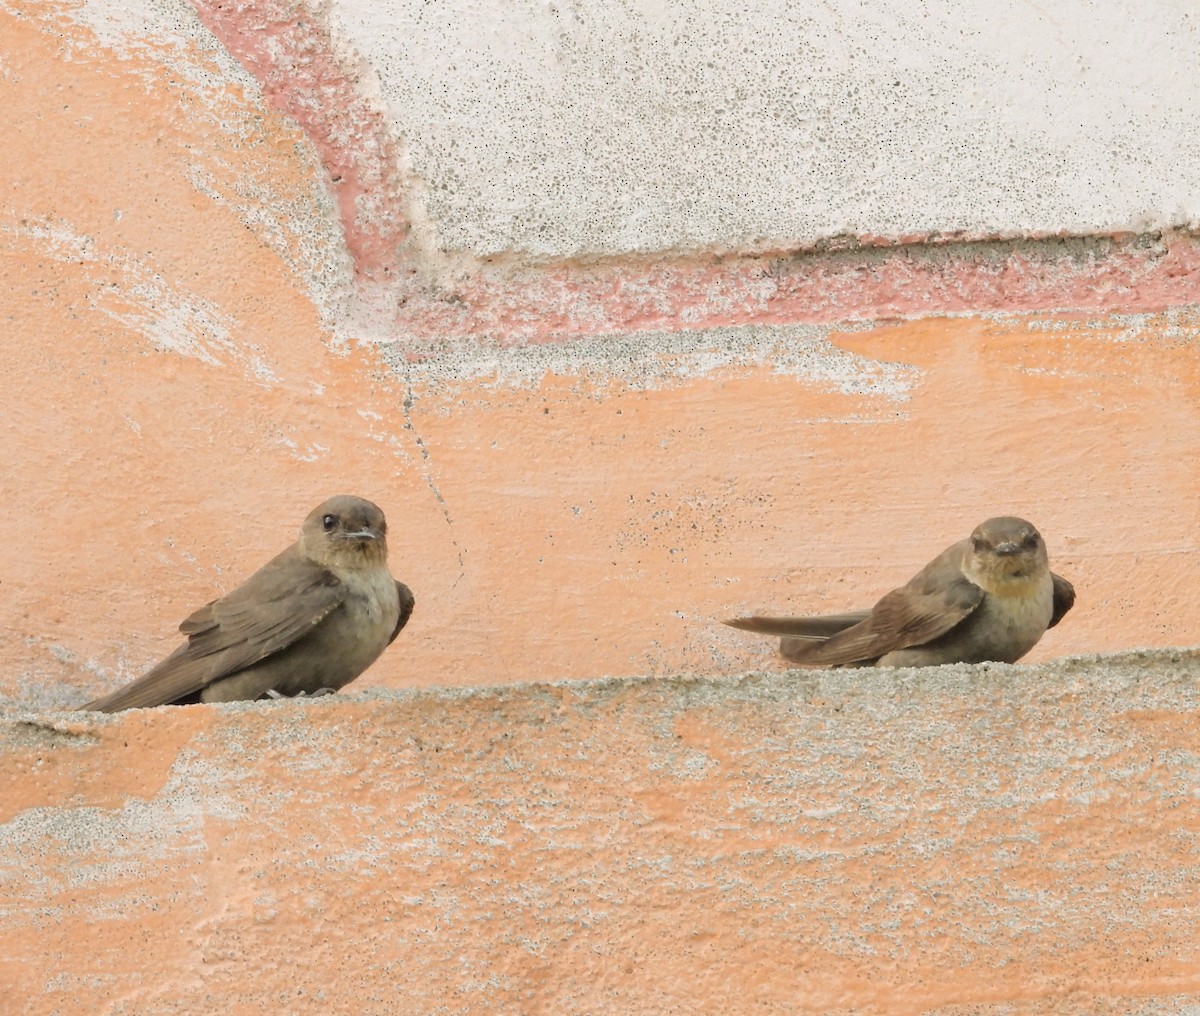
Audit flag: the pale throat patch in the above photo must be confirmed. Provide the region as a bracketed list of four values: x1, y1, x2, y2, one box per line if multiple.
[964, 555, 1048, 597]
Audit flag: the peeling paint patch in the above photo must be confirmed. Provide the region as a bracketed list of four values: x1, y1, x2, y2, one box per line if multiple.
[384, 323, 919, 398]
[3, 0, 353, 326]
[271, 435, 329, 462]
[173, 1, 1200, 346]
[1018, 306, 1200, 345]
[3, 221, 280, 380]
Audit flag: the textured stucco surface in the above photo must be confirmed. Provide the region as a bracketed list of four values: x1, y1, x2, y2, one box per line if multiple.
[4, 650, 1200, 1014]
[4, 3, 1200, 1011]
[329, 0, 1200, 257]
[0, 0, 354, 323]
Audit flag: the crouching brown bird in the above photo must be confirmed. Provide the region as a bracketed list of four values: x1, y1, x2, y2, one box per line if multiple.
[81, 495, 415, 712]
[725, 516, 1074, 668]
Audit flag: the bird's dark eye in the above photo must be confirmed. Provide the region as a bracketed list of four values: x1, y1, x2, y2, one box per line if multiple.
[322, 514, 337, 532]
[972, 537, 988, 552]
[1023, 533, 1040, 548]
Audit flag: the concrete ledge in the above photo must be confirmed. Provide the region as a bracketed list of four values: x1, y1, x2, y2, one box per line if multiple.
[4, 650, 1200, 1013]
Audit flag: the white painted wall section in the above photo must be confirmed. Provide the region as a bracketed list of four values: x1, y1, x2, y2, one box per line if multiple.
[331, 0, 1200, 256]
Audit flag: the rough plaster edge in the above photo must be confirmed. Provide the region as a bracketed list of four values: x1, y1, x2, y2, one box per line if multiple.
[10, 648, 1197, 729]
[360, 230, 1200, 345]
[377, 304, 1200, 396]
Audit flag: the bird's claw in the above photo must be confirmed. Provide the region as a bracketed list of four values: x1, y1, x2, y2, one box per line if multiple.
[264, 687, 337, 700]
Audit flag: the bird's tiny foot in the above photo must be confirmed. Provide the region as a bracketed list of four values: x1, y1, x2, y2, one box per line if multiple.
[263, 687, 337, 700]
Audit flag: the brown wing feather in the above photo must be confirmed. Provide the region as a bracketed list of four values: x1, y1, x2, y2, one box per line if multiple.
[82, 545, 345, 712]
[784, 541, 984, 667]
[390, 581, 415, 644]
[1049, 572, 1075, 629]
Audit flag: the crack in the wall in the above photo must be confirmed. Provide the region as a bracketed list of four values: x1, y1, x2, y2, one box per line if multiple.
[399, 383, 466, 576]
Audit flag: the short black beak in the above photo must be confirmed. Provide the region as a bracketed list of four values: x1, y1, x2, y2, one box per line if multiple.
[340, 529, 377, 541]
[994, 542, 1020, 556]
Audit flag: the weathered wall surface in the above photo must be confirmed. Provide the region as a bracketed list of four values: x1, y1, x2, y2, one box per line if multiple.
[3, 0, 1199, 710]
[3, 0, 1200, 1010]
[4, 651, 1200, 1014]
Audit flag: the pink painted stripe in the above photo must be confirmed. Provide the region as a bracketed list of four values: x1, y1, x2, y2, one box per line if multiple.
[192, 0, 412, 284]
[391, 235, 1200, 346]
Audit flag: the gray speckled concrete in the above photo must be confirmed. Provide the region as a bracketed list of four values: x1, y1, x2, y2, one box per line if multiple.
[332, 0, 1200, 256]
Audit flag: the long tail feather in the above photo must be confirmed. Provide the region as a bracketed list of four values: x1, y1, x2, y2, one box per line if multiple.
[723, 611, 871, 640]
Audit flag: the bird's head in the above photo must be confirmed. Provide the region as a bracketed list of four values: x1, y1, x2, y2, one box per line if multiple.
[301, 495, 389, 568]
[963, 516, 1049, 590]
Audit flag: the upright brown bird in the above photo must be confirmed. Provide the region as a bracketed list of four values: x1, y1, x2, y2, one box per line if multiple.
[81, 495, 415, 712]
[725, 516, 1074, 668]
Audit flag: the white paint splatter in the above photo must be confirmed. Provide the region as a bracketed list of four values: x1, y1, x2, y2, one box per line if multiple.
[7, 220, 280, 381]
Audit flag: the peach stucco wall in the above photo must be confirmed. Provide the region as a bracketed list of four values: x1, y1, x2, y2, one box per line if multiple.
[3, 1, 1200, 1012]
[5, 652, 1200, 1013]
